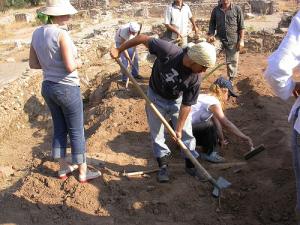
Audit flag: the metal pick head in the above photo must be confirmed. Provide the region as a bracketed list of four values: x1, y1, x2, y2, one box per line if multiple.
[217, 177, 231, 189]
[212, 186, 220, 198]
[212, 177, 231, 198]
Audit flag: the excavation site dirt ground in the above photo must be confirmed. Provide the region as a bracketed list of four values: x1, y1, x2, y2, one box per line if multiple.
[0, 52, 297, 225]
[0, 2, 299, 225]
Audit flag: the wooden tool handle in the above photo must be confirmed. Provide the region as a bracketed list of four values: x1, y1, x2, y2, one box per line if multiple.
[114, 58, 219, 188]
[123, 169, 159, 177]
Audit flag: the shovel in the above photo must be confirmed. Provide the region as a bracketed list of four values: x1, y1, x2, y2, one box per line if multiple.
[114, 58, 231, 197]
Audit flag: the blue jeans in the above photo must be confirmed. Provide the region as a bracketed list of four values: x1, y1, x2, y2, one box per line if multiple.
[292, 107, 300, 213]
[41, 80, 86, 164]
[146, 88, 198, 159]
[116, 42, 139, 81]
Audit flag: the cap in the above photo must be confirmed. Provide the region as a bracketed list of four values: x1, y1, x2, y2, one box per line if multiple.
[129, 22, 140, 33]
[214, 77, 238, 97]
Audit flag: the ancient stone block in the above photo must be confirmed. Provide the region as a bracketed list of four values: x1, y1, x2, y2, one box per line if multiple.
[249, 0, 276, 15]
[15, 13, 32, 23]
[73, 10, 89, 19]
[134, 8, 149, 18]
[89, 9, 102, 19]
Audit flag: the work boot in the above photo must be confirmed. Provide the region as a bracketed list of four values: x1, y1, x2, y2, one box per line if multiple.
[156, 156, 169, 183]
[157, 156, 168, 168]
[157, 165, 169, 183]
[185, 158, 206, 182]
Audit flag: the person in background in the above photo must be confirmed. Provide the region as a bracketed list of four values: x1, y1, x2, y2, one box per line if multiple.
[110, 35, 216, 183]
[115, 22, 142, 82]
[191, 77, 253, 163]
[29, 0, 101, 182]
[207, 0, 245, 84]
[164, 0, 198, 47]
[264, 11, 300, 224]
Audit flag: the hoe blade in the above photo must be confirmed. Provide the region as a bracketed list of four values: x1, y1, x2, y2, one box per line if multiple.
[212, 177, 231, 198]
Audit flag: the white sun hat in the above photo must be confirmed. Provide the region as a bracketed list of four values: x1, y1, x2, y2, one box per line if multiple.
[41, 0, 78, 16]
[129, 22, 140, 33]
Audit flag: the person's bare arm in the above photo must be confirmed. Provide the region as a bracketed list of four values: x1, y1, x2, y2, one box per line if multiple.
[60, 32, 81, 73]
[189, 17, 198, 36]
[164, 24, 182, 38]
[210, 104, 253, 148]
[29, 45, 41, 69]
[212, 115, 224, 141]
[110, 34, 151, 59]
[212, 115, 229, 148]
[239, 29, 245, 41]
[207, 8, 217, 43]
[175, 104, 191, 139]
[237, 29, 245, 51]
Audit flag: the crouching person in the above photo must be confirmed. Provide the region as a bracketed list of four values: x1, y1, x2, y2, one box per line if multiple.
[191, 77, 253, 163]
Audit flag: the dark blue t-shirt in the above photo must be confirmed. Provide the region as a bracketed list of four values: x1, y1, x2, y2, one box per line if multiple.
[148, 38, 200, 106]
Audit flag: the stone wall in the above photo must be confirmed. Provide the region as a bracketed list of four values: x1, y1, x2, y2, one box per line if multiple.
[249, 0, 276, 15]
[0, 24, 119, 140]
[191, 0, 251, 18]
[0, 69, 45, 141]
[14, 13, 34, 23]
[70, 0, 279, 17]
[71, 0, 109, 9]
[245, 31, 284, 53]
[72, 0, 251, 18]
[142, 1, 251, 18]
[152, 18, 285, 53]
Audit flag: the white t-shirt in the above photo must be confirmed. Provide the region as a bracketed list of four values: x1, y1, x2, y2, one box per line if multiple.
[191, 94, 221, 124]
[164, 3, 192, 39]
[114, 23, 135, 44]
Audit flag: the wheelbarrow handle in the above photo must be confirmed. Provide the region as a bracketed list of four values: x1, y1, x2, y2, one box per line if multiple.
[114, 57, 220, 189]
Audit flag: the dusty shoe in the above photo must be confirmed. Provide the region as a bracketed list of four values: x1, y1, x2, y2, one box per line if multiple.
[58, 165, 78, 180]
[79, 170, 101, 183]
[201, 152, 225, 163]
[157, 166, 169, 183]
[185, 167, 207, 182]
